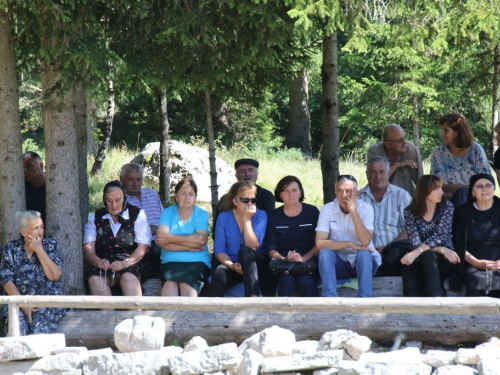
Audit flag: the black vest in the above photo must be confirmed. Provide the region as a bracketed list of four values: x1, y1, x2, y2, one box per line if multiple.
[94, 205, 140, 257]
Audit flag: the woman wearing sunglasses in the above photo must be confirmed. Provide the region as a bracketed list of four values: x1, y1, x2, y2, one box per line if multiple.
[266, 176, 320, 296]
[210, 181, 270, 297]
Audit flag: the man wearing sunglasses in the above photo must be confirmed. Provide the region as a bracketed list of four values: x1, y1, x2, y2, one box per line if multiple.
[368, 124, 423, 196]
[316, 175, 381, 297]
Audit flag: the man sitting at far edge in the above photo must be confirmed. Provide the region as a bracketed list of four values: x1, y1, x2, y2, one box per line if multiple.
[316, 175, 381, 297]
[120, 163, 163, 274]
[358, 156, 412, 275]
[368, 124, 423, 196]
[23, 151, 47, 224]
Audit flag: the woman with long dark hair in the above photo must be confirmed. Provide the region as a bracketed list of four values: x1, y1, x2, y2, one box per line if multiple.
[401, 174, 459, 296]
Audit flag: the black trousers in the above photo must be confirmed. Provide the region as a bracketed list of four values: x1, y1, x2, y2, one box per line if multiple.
[402, 250, 451, 297]
[209, 247, 275, 297]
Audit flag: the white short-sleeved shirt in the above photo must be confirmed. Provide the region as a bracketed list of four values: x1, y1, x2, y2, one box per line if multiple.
[316, 199, 381, 267]
[83, 208, 151, 246]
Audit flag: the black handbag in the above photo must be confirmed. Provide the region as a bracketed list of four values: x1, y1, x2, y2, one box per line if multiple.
[269, 257, 318, 276]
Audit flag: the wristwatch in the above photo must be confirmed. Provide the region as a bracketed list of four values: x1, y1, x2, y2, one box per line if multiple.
[125, 258, 131, 267]
[418, 247, 425, 254]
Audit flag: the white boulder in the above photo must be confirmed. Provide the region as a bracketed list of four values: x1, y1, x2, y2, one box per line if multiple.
[261, 350, 343, 373]
[424, 350, 457, 367]
[234, 349, 263, 375]
[238, 326, 296, 358]
[0, 334, 66, 362]
[184, 336, 209, 352]
[114, 315, 165, 353]
[167, 342, 239, 375]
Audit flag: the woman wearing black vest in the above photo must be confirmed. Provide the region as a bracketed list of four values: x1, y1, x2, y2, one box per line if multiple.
[83, 180, 153, 296]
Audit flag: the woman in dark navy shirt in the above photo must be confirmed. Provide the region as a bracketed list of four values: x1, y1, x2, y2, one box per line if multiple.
[266, 176, 320, 296]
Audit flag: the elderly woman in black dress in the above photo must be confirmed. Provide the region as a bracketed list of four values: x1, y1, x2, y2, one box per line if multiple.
[83, 181, 153, 296]
[452, 173, 500, 297]
[400, 175, 459, 296]
[266, 176, 319, 296]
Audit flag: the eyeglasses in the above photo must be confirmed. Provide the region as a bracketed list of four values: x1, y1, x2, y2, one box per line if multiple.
[385, 137, 406, 144]
[235, 197, 257, 204]
[474, 183, 494, 190]
[336, 174, 357, 183]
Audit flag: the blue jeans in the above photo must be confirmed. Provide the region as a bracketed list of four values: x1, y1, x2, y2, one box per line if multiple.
[318, 249, 379, 297]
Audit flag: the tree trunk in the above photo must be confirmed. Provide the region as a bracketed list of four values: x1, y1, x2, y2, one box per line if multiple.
[41, 5, 84, 295]
[205, 89, 219, 215]
[411, 93, 420, 149]
[86, 96, 98, 155]
[0, 8, 25, 246]
[491, 43, 499, 159]
[321, 32, 339, 204]
[91, 78, 115, 175]
[286, 67, 312, 158]
[158, 89, 170, 206]
[74, 82, 88, 232]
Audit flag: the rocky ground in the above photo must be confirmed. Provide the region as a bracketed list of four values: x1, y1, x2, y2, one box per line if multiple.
[1, 317, 499, 375]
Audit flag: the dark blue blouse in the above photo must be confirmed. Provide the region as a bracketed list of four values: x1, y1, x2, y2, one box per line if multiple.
[266, 203, 319, 257]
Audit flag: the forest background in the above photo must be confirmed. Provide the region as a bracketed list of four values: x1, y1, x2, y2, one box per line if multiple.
[1, 0, 500, 294]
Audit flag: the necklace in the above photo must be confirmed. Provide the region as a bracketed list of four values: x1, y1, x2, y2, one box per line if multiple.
[485, 268, 492, 295]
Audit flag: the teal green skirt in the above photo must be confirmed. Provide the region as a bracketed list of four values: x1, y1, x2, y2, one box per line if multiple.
[160, 261, 210, 295]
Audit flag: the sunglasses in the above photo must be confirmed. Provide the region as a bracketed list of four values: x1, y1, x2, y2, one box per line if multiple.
[235, 197, 257, 204]
[336, 174, 357, 183]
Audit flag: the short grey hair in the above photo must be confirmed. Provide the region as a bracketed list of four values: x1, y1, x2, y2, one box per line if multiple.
[336, 176, 358, 190]
[17, 211, 41, 231]
[120, 163, 143, 179]
[367, 156, 390, 172]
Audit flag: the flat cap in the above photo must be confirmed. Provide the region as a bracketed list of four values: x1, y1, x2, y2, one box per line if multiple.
[234, 158, 259, 169]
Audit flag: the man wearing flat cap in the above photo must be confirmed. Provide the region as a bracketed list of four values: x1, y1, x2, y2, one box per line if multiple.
[213, 158, 275, 232]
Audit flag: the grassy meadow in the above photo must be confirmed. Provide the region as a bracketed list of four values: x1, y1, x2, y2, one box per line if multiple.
[86, 141, 434, 217]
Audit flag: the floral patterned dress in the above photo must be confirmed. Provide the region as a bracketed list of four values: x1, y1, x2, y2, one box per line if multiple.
[0, 238, 66, 335]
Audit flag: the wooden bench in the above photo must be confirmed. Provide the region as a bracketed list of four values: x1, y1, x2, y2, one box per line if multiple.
[141, 276, 466, 297]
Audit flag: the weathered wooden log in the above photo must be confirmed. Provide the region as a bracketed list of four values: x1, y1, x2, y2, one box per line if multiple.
[56, 308, 500, 349]
[2, 296, 496, 314]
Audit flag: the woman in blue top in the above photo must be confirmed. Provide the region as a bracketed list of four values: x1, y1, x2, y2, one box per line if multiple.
[210, 182, 269, 297]
[267, 176, 320, 297]
[155, 178, 210, 297]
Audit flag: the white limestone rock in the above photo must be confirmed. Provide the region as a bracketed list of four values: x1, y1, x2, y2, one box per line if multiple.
[235, 349, 262, 375]
[424, 350, 457, 367]
[30, 353, 83, 374]
[359, 347, 423, 364]
[0, 358, 38, 375]
[432, 364, 478, 375]
[456, 349, 481, 365]
[167, 342, 239, 375]
[130, 141, 236, 202]
[475, 337, 500, 351]
[0, 334, 66, 362]
[318, 330, 371, 360]
[261, 350, 343, 373]
[339, 360, 432, 375]
[314, 368, 339, 375]
[52, 347, 88, 356]
[405, 341, 423, 349]
[238, 326, 296, 358]
[478, 358, 500, 375]
[184, 336, 209, 352]
[114, 315, 165, 353]
[292, 340, 319, 355]
[82, 349, 178, 375]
